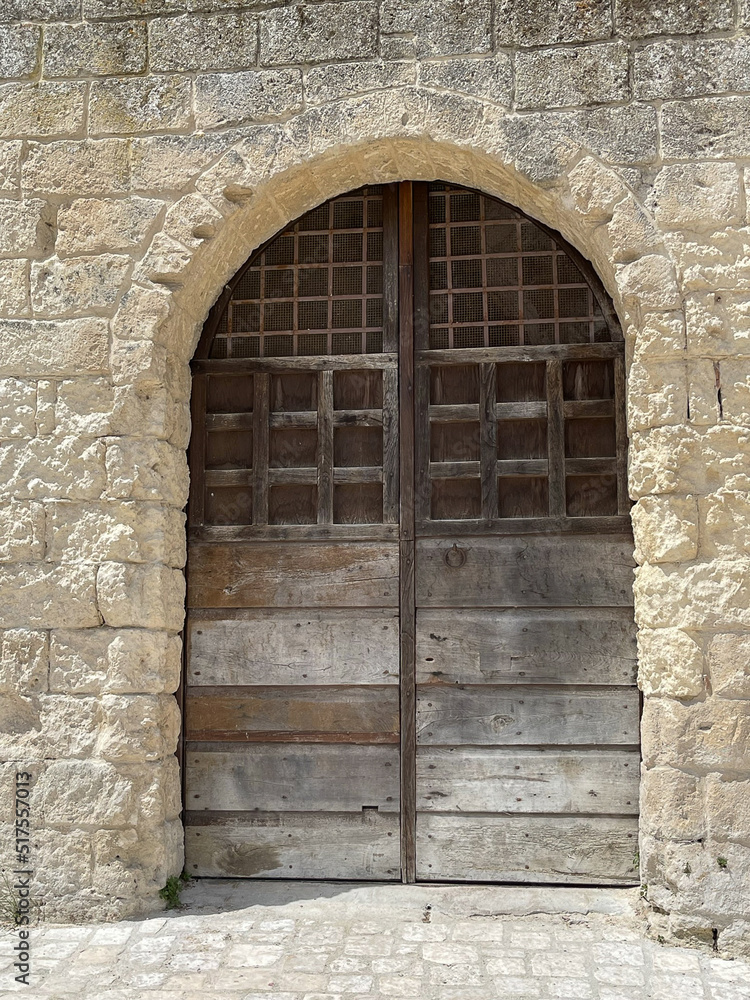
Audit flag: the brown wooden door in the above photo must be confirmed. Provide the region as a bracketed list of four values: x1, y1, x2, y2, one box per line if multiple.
[183, 182, 638, 884]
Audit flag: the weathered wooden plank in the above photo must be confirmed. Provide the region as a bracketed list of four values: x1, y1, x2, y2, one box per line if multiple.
[415, 534, 635, 607]
[416, 748, 640, 814]
[416, 814, 639, 883]
[480, 362, 498, 521]
[565, 458, 617, 475]
[187, 610, 399, 686]
[188, 373, 207, 527]
[563, 400, 615, 419]
[189, 523, 399, 541]
[188, 541, 400, 608]
[186, 685, 399, 737]
[415, 608, 636, 685]
[186, 744, 400, 812]
[546, 359, 565, 517]
[416, 686, 640, 746]
[194, 354, 399, 373]
[415, 515, 633, 536]
[252, 372, 270, 525]
[418, 343, 620, 365]
[185, 810, 400, 879]
[614, 353, 630, 515]
[318, 369, 334, 524]
[382, 368, 399, 523]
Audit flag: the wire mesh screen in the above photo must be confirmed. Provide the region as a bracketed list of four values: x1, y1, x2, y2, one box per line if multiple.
[427, 184, 612, 349]
[210, 187, 386, 359]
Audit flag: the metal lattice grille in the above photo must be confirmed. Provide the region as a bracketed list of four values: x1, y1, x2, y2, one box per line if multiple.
[427, 184, 611, 349]
[211, 187, 386, 359]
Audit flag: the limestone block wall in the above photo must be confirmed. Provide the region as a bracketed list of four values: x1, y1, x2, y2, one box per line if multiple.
[0, 0, 749, 952]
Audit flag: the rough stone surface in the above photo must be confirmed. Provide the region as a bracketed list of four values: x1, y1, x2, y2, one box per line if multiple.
[0, 0, 748, 954]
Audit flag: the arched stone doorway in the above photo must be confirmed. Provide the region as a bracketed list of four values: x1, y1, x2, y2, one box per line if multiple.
[182, 180, 638, 885]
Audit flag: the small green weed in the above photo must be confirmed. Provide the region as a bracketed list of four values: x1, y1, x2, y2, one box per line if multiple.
[717, 857, 728, 870]
[159, 871, 191, 910]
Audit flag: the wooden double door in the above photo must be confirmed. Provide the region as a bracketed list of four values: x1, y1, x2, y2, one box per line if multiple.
[183, 182, 639, 884]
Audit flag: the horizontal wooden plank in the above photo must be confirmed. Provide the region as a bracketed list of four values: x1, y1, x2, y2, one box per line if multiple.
[416, 814, 639, 883]
[416, 534, 635, 607]
[416, 608, 636, 685]
[188, 541, 400, 608]
[415, 515, 633, 536]
[185, 811, 400, 879]
[418, 343, 621, 365]
[186, 685, 399, 738]
[428, 403, 547, 422]
[430, 461, 480, 479]
[565, 458, 617, 475]
[205, 469, 252, 487]
[187, 610, 399, 686]
[206, 412, 254, 430]
[496, 459, 549, 476]
[194, 354, 398, 373]
[416, 748, 639, 814]
[416, 686, 640, 746]
[186, 744, 400, 812]
[263, 467, 384, 486]
[189, 524, 399, 541]
[563, 400, 615, 419]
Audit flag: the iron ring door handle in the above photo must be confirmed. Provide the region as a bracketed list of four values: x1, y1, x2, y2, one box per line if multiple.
[444, 543, 467, 568]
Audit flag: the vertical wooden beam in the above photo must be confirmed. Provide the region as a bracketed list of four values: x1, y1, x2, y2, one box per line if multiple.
[252, 372, 270, 525]
[546, 359, 566, 516]
[398, 180, 417, 884]
[480, 362, 498, 521]
[412, 183, 431, 524]
[317, 369, 334, 524]
[187, 373, 207, 527]
[383, 183, 400, 354]
[614, 352, 630, 514]
[382, 368, 399, 524]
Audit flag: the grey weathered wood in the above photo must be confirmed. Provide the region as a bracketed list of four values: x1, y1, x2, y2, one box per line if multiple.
[189, 523, 399, 542]
[414, 515, 633, 536]
[416, 534, 635, 607]
[614, 352, 630, 514]
[546, 358, 565, 516]
[563, 400, 615, 419]
[382, 368, 399, 523]
[188, 541, 400, 608]
[194, 354, 399, 374]
[186, 744, 400, 812]
[317, 369, 334, 524]
[480, 362, 498, 521]
[416, 748, 640, 813]
[415, 608, 636, 685]
[186, 685, 399, 738]
[185, 810, 400, 879]
[205, 411, 255, 431]
[416, 686, 640, 746]
[415, 814, 639, 883]
[188, 374, 207, 527]
[565, 458, 617, 475]
[188, 610, 399, 686]
[418, 343, 620, 366]
[252, 372, 269, 525]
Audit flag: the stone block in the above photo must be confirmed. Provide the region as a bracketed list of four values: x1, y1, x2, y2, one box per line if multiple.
[54, 377, 166, 438]
[130, 235, 193, 288]
[626, 360, 688, 431]
[194, 69, 302, 130]
[44, 21, 147, 77]
[0, 500, 45, 562]
[0, 199, 54, 257]
[104, 438, 189, 506]
[129, 134, 225, 192]
[640, 767, 705, 840]
[0, 628, 48, 696]
[0, 0, 80, 19]
[0, 260, 30, 317]
[606, 195, 662, 262]
[687, 359, 720, 426]
[0, 379, 36, 439]
[34, 829, 93, 899]
[632, 495, 699, 564]
[96, 694, 180, 762]
[652, 164, 742, 232]
[260, 2, 378, 65]
[0, 25, 41, 79]
[615, 0, 734, 37]
[50, 628, 181, 694]
[149, 13, 257, 72]
[641, 696, 750, 772]
[635, 557, 750, 629]
[0, 141, 21, 194]
[637, 627, 704, 699]
[0, 318, 109, 378]
[23, 139, 130, 196]
[31, 255, 132, 317]
[96, 561, 186, 631]
[494, 0, 613, 46]
[707, 633, 750, 699]
[382, 0, 491, 56]
[162, 193, 223, 251]
[112, 285, 173, 345]
[0, 433, 107, 502]
[420, 56, 511, 105]
[616, 255, 681, 312]
[0, 81, 85, 138]
[635, 38, 750, 101]
[306, 60, 417, 107]
[662, 98, 750, 161]
[89, 76, 192, 136]
[718, 359, 750, 428]
[670, 228, 750, 294]
[516, 43, 629, 111]
[631, 312, 686, 362]
[0, 562, 100, 628]
[41, 759, 140, 827]
[629, 424, 750, 498]
[57, 197, 162, 255]
[83, 0, 184, 14]
[46, 500, 186, 566]
[705, 777, 750, 842]
[91, 828, 157, 896]
[565, 156, 626, 222]
[685, 293, 750, 358]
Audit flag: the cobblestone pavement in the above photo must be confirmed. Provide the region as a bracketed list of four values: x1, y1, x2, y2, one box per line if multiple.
[1, 881, 749, 999]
